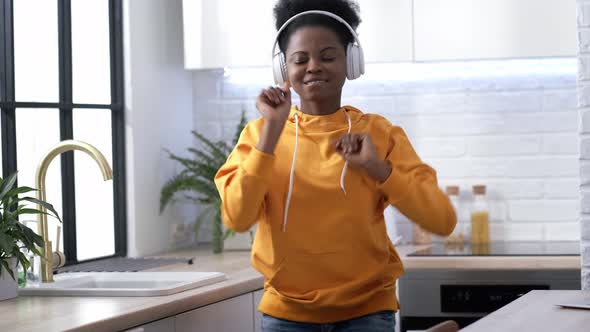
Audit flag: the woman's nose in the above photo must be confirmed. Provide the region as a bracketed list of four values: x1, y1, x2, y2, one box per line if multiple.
[306, 57, 322, 73]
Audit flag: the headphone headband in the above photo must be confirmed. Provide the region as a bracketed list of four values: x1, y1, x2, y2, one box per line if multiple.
[271, 10, 362, 59]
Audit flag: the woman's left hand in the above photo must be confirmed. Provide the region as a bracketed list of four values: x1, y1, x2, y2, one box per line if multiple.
[333, 133, 376, 168]
[333, 133, 392, 183]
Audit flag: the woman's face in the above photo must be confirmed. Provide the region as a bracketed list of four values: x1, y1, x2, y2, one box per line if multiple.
[285, 26, 347, 102]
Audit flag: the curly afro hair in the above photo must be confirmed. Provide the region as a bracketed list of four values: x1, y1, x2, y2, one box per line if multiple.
[273, 0, 361, 53]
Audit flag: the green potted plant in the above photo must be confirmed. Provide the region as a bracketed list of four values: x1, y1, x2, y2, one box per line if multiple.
[160, 109, 250, 254]
[0, 171, 61, 301]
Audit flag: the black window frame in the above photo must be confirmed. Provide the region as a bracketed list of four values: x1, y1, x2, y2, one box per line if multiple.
[0, 0, 127, 265]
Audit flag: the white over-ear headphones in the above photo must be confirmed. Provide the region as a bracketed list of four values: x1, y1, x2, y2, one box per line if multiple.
[271, 10, 365, 85]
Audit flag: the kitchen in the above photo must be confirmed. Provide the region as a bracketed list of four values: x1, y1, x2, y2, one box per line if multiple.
[0, 0, 588, 331]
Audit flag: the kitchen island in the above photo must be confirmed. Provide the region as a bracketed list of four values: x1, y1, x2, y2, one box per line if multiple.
[461, 290, 590, 332]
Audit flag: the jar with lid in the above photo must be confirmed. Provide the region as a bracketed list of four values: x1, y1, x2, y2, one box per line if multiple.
[470, 184, 490, 244]
[444, 185, 463, 245]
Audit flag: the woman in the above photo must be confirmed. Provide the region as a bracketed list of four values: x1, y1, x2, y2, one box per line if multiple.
[214, 0, 456, 331]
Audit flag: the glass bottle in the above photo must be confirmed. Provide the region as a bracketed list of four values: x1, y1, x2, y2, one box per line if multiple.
[445, 185, 463, 245]
[470, 184, 490, 245]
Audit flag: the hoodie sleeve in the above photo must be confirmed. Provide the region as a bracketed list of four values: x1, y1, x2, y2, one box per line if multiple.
[376, 125, 456, 236]
[214, 122, 275, 232]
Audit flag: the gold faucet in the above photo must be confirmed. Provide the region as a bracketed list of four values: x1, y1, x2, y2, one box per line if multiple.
[35, 140, 112, 282]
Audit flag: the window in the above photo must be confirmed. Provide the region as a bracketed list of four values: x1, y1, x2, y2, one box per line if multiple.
[0, 0, 126, 264]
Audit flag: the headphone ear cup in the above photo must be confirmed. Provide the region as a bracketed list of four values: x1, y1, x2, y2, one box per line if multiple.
[346, 43, 364, 80]
[357, 44, 365, 76]
[273, 52, 287, 85]
[280, 53, 288, 83]
[346, 43, 355, 80]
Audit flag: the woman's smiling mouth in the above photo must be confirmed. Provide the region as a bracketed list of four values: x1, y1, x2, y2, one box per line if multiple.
[304, 79, 327, 86]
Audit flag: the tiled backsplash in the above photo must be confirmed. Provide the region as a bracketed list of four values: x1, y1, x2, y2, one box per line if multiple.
[192, 58, 580, 243]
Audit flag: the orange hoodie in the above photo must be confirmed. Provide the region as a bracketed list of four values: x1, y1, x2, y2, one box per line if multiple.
[215, 105, 456, 323]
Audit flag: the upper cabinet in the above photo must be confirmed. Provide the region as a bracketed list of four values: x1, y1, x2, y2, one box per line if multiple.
[182, 0, 576, 69]
[182, 0, 413, 69]
[356, 0, 413, 63]
[413, 0, 577, 61]
[182, 0, 276, 69]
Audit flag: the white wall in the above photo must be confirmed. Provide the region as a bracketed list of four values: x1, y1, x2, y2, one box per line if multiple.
[577, 0, 590, 291]
[124, 0, 194, 257]
[192, 59, 580, 244]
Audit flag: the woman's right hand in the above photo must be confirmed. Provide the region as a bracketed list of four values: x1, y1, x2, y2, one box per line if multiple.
[256, 82, 292, 126]
[255, 82, 292, 154]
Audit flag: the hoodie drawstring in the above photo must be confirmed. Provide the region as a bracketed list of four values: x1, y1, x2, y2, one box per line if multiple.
[282, 113, 299, 232]
[282, 110, 352, 232]
[340, 110, 352, 195]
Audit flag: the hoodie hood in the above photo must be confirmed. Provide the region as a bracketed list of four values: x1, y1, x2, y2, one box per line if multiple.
[286, 105, 363, 132]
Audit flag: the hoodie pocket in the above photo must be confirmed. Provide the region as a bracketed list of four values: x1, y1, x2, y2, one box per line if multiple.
[267, 251, 387, 307]
[267, 256, 319, 304]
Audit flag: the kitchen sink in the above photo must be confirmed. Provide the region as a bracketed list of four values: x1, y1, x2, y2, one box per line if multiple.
[18, 271, 227, 297]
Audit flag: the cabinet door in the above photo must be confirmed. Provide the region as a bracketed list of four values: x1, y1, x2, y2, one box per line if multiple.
[182, 0, 276, 69]
[356, 0, 413, 63]
[176, 293, 254, 332]
[414, 0, 576, 61]
[123, 317, 175, 332]
[253, 289, 264, 332]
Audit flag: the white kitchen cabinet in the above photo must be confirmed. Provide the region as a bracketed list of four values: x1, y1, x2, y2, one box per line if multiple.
[356, 0, 413, 63]
[182, 0, 413, 69]
[183, 0, 576, 68]
[175, 293, 254, 332]
[123, 317, 175, 332]
[253, 289, 264, 332]
[413, 0, 577, 61]
[182, 0, 276, 69]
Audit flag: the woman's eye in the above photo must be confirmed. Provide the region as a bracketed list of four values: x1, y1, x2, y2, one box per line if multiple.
[322, 58, 335, 62]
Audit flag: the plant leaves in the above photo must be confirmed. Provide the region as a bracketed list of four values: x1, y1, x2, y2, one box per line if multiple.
[216, 141, 232, 156]
[0, 172, 56, 278]
[16, 251, 30, 271]
[0, 232, 15, 255]
[14, 222, 44, 249]
[19, 197, 62, 223]
[191, 130, 227, 161]
[0, 172, 18, 200]
[161, 109, 248, 252]
[16, 208, 51, 216]
[1, 186, 37, 204]
[166, 152, 219, 181]
[187, 147, 218, 167]
[160, 174, 218, 214]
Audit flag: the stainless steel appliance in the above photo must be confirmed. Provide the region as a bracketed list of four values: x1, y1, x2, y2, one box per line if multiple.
[398, 241, 581, 332]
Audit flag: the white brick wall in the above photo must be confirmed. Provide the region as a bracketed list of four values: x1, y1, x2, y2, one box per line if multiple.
[193, 58, 583, 269]
[578, 0, 590, 290]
